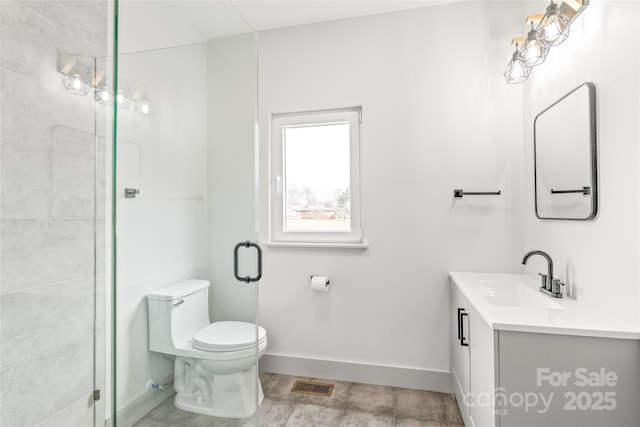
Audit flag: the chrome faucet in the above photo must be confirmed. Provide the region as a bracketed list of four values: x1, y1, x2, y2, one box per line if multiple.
[521, 250, 565, 298]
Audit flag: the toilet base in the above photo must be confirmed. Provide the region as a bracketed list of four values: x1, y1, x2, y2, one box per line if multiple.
[174, 365, 264, 418]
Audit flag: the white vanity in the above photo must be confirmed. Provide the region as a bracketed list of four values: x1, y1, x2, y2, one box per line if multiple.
[449, 272, 640, 427]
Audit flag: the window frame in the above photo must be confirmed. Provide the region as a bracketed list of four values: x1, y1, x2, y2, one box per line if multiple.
[270, 107, 362, 245]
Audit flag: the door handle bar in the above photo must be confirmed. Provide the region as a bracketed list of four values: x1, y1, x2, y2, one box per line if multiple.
[234, 241, 262, 283]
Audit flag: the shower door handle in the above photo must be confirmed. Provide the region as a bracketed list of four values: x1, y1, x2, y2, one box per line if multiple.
[234, 241, 262, 283]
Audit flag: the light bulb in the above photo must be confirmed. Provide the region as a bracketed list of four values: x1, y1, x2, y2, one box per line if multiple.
[116, 91, 131, 108]
[63, 74, 91, 96]
[524, 41, 543, 62]
[521, 24, 549, 68]
[544, 21, 560, 40]
[135, 97, 155, 117]
[95, 87, 113, 104]
[511, 61, 524, 76]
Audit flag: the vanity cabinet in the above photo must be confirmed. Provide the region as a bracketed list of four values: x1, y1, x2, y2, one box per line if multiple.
[450, 276, 640, 427]
[451, 285, 497, 427]
[451, 286, 470, 417]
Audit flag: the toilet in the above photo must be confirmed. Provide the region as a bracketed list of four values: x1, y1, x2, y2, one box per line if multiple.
[147, 279, 267, 418]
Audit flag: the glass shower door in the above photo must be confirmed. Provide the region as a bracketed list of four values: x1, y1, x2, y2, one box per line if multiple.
[112, 2, 260, 426]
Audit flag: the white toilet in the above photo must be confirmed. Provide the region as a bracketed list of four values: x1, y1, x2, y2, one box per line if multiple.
[147, 279, 267, 418]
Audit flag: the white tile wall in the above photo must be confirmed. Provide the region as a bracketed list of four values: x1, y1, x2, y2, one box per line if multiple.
[0, 144, 51, 218]
[0, 1, 104, 85]
[0, 70, 96, 149]
[0, 1, 107, 426]
[35, 393, 96, 427]
[0, 277, 95, 368]
[51, 151, 96, 217]
[0, 335, 94, 426]
[1, 218, 95, 292]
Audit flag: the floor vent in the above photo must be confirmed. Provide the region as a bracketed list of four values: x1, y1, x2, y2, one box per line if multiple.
[291, 380, 335, 397]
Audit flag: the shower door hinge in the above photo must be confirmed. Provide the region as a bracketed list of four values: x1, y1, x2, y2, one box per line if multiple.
[93, 389, 101, 401]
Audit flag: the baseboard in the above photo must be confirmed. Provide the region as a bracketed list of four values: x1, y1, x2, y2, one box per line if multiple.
[259, 353, 452, 393]
[116, 386, 175, 427]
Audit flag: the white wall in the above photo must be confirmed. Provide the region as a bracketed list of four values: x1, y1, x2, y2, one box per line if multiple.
[521, 1, 640, 329]
[116, 43, 208, 410]
[257, 1, 524, 382]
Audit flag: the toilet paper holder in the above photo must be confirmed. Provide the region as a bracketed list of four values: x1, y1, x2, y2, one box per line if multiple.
[310, 275, 331, 292]
[310, 275, 330, 285]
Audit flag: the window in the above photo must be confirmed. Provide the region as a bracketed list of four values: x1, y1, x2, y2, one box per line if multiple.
[270, 107, 362, 244]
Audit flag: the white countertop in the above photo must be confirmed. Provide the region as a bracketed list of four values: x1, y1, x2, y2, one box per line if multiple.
[449, 272, 640, 340]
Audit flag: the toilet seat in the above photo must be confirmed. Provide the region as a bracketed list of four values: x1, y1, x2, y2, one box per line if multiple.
[193, 321, 266, 352]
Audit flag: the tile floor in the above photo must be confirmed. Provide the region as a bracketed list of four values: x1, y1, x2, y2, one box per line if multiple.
[133, 373, 464, 427]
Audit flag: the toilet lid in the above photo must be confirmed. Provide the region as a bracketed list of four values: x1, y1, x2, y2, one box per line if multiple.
[193, 321, 266, 352]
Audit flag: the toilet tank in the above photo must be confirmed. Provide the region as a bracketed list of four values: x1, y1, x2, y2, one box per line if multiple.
[147, 279, 211, 354]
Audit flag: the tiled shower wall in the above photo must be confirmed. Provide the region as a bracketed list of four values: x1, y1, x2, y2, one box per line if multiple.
[0, 1, 107, 426]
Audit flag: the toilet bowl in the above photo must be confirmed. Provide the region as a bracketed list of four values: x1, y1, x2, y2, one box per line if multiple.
[147, 279, 267, 418]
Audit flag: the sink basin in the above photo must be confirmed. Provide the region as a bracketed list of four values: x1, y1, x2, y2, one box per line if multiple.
[469, 279, 563, 309]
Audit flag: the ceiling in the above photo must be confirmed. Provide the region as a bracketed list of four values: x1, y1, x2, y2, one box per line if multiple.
[231, 0, 460, 32]
[118, 0, 462, 53]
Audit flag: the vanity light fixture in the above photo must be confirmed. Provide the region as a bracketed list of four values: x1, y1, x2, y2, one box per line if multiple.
[58, 52, 153, 118]
[504, 0, 589, 84]
[503, 42, 531, 84]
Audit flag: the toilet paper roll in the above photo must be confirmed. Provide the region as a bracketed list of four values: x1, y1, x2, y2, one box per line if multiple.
[310, 275, 330, 292]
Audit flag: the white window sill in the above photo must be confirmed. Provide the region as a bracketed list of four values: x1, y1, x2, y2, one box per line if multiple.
[263, 242, 369, 249]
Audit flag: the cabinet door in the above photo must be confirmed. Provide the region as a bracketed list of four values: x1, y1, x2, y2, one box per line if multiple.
[469, 304, 496, 427]
[451, 286, 470, 420]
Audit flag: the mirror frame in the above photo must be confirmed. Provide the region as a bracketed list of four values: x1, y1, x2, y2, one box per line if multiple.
[533, 82, 598, 221]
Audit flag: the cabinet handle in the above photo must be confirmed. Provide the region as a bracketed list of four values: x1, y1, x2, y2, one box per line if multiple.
[457, 308, 464, 340]
[460, 311, 469, 347]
